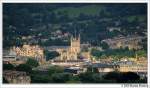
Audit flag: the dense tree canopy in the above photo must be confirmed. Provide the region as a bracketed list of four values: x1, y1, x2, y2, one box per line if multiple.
[3, 4, 147, 48]
[26, 58, 39, 68]
[44, 50, 60, 60]
[15, 64, 32, 73]
[91, 48, 147, 60]
[103, 71, 140, 83]
[3, 63, 14, 70]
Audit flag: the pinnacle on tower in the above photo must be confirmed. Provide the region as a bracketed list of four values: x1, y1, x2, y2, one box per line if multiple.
[78, 33, 80, 41]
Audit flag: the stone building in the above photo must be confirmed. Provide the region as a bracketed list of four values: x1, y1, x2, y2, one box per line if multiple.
[101, 35, 145, 50]
[118, 57, 147, 78]
[3, 49, 17, 64]
[56, 34, 91, 61]
[12, 45, 45, 64]
[119, 64, 147, 73]
[3, 70, 31, 84]
[91, 63, 119, 72]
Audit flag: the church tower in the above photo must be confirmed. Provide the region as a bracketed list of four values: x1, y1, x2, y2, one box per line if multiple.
[70, 34, 80, 53]
[59, 33, 81, 61]
[66, 34, 81, 60]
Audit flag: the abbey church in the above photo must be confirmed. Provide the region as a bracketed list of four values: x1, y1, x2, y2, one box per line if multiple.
[56, 34, 91, 61]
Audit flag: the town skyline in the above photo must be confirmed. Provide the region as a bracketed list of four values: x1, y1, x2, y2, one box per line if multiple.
[3, 3, 147, 84]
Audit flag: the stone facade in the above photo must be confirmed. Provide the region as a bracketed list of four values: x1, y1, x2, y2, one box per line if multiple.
[101, 35, 144, 50]
[3, 49, 17, 64]
[12, 45, 45, 64]
[119, 57, 147, 73]
[3, 70, 31, 84]
[56, 35, 91, 61]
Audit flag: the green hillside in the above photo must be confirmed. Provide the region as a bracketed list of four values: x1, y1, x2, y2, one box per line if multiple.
[54, 5, 104, 17]
[3, 3, 147, 48]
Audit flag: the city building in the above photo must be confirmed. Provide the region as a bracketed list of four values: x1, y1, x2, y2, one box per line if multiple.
[91, 63, 119, 73]
[101, 35, 144, 50]
[51, 60, 84, 67]
[3, 70, 31, 84]
[64, 67, 86, 75]
[118, 57, 147, 78]
[12, 45, 45, 64]
[3, 49, 17, 64]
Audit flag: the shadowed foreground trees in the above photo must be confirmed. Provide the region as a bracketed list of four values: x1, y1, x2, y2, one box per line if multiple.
[3, 63, 146, 83]
[51, 73, 72, 83]
[3, 63, 15, 70]
[15, 64, 32, 74]
[3, 77, 8, 83]
[103, 71, 141, 83]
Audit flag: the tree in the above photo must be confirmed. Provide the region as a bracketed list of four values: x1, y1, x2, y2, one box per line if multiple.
[91, 73, 105, 83]
[51, 73, 72, 83]
[78, 72, 104, 83]
[119, 72, 140, 83]
[66, 76, 81, 83]
[103, 71, 140, 83]
[26, 58, 39, 68]
[31, 75, 51, 83]
[103, 71, 120, 81]
[140, 38, 147, 51]
[91, 48, 102, 58]
[48, 66, 64, 76]
[44, 50, 60, 61]
[78, 13, 89, 21]
[3, 63, 14, 70]
[15, 38, 23, 47]
[78, 72, 93, 83]
[100, 42, 109, 50]
[15, 64, 32, 73]
[3, 77, 8, 83]
[136, 50, 147, 57]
